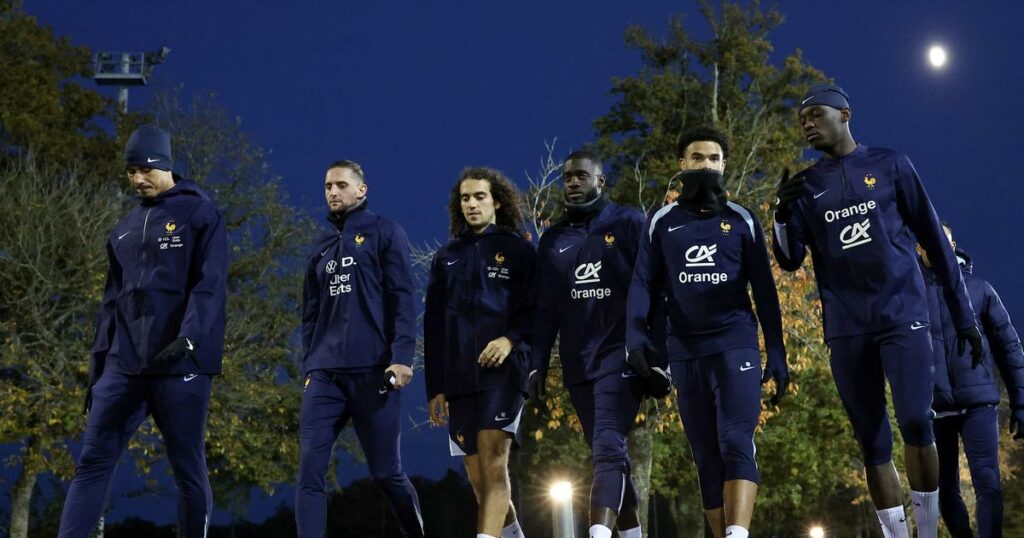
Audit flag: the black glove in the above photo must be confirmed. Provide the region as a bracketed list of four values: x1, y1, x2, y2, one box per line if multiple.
[1010, 408, 1024, 441]
[83, 388, 93, 415]
[647, 367, 672, 398]
[151, 337, 197, 367]
[626, 349, 651, 378]
[526, 370, 549, 415]
[380, 371, 397, 393]
[774, 169, 807, 220]
[762, 360, 790, 407]
[956, 326, 984, 368]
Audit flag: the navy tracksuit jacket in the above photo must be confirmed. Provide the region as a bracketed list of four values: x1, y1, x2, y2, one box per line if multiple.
[301, 205, 417, 372]
[531, 201, 646, 384]
[628, 201, 785, 364]
[772, 145, 974, 339]
[424, 225, 535, 399]
[61, 178, 227, 538]
[296, 204, 423, 538]
[90, 179, 228, 376]
[925, 251, 1024, 412]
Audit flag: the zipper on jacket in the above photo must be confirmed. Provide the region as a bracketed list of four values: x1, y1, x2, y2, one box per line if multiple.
[839, 157, 849, 199]
[137, 207, 152, 371]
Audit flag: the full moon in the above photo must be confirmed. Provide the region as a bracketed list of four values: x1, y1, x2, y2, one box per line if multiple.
[928, 45, 948, 68]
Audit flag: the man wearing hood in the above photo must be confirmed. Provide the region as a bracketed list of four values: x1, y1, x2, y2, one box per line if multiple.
[295, 160, 423, 537]
[59, 125, 227, 538]
[529, 150, 650, 538]
[918, 222, 1024, 537]
[627, 126, 788, 538]
[773, 82, 985, 538]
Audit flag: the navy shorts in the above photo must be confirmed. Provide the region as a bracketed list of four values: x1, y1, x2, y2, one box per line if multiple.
[447, 381, 524, 457]
[671, 347, 762, 510]
[828, 321, 936, 466]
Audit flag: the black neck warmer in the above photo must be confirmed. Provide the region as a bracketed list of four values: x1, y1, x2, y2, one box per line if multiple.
[564, 192, 608, 225]
[678, 169, 727, 216]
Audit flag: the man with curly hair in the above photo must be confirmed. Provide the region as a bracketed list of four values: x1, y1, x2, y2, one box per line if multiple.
[424, 167, 535, 538]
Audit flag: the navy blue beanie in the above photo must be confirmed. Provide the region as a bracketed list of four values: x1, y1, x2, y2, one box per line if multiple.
[125, 125, 173, 171]
[799, 83, 850, 111]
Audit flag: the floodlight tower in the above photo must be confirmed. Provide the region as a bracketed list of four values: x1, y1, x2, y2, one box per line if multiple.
[92, 47, 170, 112]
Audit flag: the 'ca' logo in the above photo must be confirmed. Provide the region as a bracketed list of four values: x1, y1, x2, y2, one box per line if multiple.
[840, 218, 872, 250]
[574, 261, 602, 284]
[684, 244, 717, 267]
[326, 260, 338, 274]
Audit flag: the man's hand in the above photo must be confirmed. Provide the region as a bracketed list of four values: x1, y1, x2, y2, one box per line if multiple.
[626, 349, 651, 378]
[647, 367, 672, 398]
[526, 369, 549, 415]
[774, 168, 807, 220]
[384, 364, 413, 390]
[151, 336, 196, 367]
[478, 336, 513, 368]
[762, 359, 790, 407]
[83, 388, 93, 416]
[956, 325, 985, 368]
[1010, 408, 1024, 441]
[428, 394, 448, 427]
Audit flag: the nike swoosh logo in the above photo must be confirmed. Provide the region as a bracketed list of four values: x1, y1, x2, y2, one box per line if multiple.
[813, 189, 830, 199]
[740, 365, 756, 372]
[802, 96, 814, 104]
[558, 245, 575, 253]
[185, 339, 194, 351]
[146, 157, 160, 163]
[494, 415, 511, 422]
[668, 225, 686, 232]
[911, 322, 928, 330]
[379, 388, 389, 395]
[621, 372, 637, 378]
[118, 232, 131, 240]
[446, 260, 460, 266]
[183, 374, 198, 382]
[320, 248, 329, 256]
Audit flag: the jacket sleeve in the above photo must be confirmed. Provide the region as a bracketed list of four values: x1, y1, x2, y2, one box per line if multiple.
[504, 244, 536, 348]
[626, 214, 664, 354]
[179, 206, 228, 356]
[745, 214, 786, 367]
[301, 252, 320, 356]
[423, 252, 447, 399]
[772, 204, 809, 272]
[981, 280, 1024, 409]
[529, 242, 559, 374]
[89, 238, 121, 383]
[381, 223, 417, 367]
[894, 155, 975, 331]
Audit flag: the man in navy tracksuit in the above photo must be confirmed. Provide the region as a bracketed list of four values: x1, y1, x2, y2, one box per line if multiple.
[918, 223, 1024, 537]
[59, 126, 227, 538]
[628, 126, 788, 538]
[295, 160, 423, 538]
[528, 150, 648, 538]
[424, 167, 534, 538]
[772, 83, 984, 538]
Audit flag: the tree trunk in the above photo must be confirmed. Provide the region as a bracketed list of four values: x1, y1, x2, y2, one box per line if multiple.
[628, 400, 659, 536]
[10, 466, 38, 538]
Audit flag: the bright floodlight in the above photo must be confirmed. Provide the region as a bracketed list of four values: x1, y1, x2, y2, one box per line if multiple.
[809, 525, 825, 538]
[928, 45, 948, 69]
[549, 481, 573, 502]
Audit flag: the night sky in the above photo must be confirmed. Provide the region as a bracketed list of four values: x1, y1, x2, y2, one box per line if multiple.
[19, 0, 1024, 526]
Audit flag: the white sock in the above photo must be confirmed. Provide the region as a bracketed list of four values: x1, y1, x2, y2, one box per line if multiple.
[875, 506, 910, 538]
[724, 525, 749, 538]
[501, 520, 524, 538]
[619, 526, 642, 538]
[911, 490, 939, 537]
[477, 535, 498, 538]
[589, 524, 613, 538]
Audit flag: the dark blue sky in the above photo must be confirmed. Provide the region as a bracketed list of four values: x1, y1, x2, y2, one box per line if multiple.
[22, 0, 1024, 526]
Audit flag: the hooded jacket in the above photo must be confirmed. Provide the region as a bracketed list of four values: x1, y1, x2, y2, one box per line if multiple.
[301, 204, 417, 373]
[924, 250, 1024, 412]
[423, 225, 535, 399]
[91, 178, 227, 376]
[772, 145, 975, 340]
[530, 201, 646, 386]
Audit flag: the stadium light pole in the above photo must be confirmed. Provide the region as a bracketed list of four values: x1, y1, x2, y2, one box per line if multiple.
[549, 481, 575, 538]
[92, 47, 170, 112]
